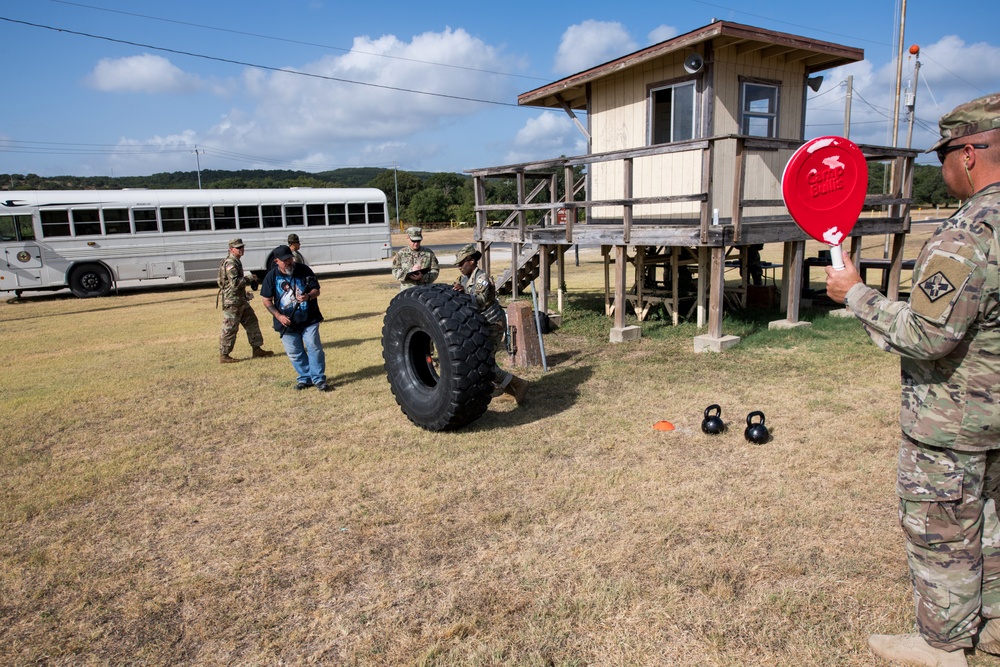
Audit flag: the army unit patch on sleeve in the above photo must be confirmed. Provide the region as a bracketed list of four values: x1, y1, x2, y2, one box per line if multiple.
[910, 251, 975, 323]
[917, 271, 956, 303]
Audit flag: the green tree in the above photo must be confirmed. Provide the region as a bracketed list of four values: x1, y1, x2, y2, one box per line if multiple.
[406, 188, 451, 223]
[367, 169, 424, 223]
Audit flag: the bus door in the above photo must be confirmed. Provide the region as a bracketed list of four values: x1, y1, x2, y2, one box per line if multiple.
[0, 214, 43, 291]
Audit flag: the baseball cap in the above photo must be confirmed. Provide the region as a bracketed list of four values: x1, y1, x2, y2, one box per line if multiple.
[273, 244, 295, 261]
[927, 92, 1000, 153]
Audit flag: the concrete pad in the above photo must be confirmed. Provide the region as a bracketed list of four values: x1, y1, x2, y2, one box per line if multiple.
[693, 334, 741, 353]
[827, 308, 856, 318]
[610, 325, 641, 343]
[768, 319, 813, 330]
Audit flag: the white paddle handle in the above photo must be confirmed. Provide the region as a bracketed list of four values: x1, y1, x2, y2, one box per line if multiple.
[830, 244, 845, 271]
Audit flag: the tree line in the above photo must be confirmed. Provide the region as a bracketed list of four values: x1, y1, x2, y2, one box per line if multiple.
[1, 162, 953, 226]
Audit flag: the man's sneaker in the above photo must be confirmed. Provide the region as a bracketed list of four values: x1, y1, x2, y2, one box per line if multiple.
[868, 633, 968, 667]
[316, 381, 334, 392]
[295, 381, 312, 391]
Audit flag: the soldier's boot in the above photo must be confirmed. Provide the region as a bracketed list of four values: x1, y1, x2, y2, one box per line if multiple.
[867, 633, 967, 667]
[252, 346, 274, 358]
[220, 353, 241, 364]
[976, 619, 1000, 655]
[504, 376, 529, 405]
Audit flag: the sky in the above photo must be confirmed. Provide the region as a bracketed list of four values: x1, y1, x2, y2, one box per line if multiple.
[1, 0, 999, 178]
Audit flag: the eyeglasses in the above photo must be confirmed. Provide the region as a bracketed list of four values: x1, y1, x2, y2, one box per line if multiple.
[937, 143, 989, 164]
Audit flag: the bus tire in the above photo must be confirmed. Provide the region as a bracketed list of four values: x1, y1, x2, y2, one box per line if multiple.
[69, 263, 112, 298]
[382, 284, 495, 431]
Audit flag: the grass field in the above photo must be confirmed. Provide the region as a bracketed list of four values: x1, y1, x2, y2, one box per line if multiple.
[3, 229, 999, 666]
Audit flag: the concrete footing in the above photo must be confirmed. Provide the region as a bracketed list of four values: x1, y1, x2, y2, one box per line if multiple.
[768, 319, 813, 330]
[693, 334, 741, 353]
[610, 325, 641, 343]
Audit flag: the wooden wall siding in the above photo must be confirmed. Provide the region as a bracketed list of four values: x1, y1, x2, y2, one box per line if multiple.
[590, 152, 704, 222]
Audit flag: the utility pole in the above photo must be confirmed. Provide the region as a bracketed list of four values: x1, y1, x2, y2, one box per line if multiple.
[843, 75, 854, 138]
[192, 146, 204, 189]
[393, 161, 400, 231]
[905, 46, 921, 150]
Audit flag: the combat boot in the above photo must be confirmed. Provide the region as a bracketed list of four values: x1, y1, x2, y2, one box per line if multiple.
[868, 633, 967, 667]
[220, 353, 241, 364]
[976, 619, 1000, 655]
[504, 376, 529, 405]
[252, 346, 274, 358]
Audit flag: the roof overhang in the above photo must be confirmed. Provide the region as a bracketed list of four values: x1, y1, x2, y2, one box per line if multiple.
[519, 20, 864, 110]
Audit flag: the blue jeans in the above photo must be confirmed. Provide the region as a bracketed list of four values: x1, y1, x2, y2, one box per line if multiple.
[279, 322, 326, 385]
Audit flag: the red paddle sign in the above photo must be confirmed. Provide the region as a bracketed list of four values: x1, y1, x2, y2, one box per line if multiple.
[781, 136, 868, 270]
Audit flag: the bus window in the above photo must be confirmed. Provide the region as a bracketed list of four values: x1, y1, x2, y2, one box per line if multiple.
[367, 203, 386, 225]
[104, 208, 131, 235]
[348, 203, 366, 225]
[328, 203, 346, 225]
[213, 205, 236, 230]
[307, 203, 326, 226]
[161, 207, 185, 233]
[41, 210, 71, 237]
[134, 209, 158, 233]
[188, 206, 211, 232]
[72, 209, 102, 236]
[16, 215, 35, 240]
[285, 205, 304, 226]
[262, 205, 282, 228]
[0, 216, 15, 241]
[238, 205, 260, 229]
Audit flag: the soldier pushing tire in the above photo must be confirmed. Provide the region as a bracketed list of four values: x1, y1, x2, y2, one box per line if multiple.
[382, 284, 496, 431]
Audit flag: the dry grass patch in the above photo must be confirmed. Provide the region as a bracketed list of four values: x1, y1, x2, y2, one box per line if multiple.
[3, 258, 1000, 666]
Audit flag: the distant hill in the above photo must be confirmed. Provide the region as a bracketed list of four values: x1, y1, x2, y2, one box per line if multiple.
[2, 167, 449, 192]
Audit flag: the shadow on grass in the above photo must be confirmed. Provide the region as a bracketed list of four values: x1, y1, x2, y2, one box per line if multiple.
[470, 363, 595, 431]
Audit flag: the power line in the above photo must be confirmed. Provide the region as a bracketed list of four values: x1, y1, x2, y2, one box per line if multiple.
[0, 15, 523, 108]
[47, 0, 550, 83]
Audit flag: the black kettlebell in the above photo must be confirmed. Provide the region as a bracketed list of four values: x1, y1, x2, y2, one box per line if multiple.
[744, 411, 769, 445]
[702, 404, 725, 435]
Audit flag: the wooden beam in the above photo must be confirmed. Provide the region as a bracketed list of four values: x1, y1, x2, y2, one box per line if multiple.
[731, 137, 746, 243]
[615, 245, 628, 330]
[785, 240, 805, 322]
[623, 157, 633, 245]
[708, 246, 725, 338]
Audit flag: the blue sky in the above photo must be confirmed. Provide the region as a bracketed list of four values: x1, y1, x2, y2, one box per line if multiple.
[1, 0, 998, 178]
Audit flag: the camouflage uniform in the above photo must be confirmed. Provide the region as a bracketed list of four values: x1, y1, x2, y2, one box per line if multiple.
[457, 255, 511, 390]
[218, 253, 265, 356]
[845, 182, 1000, 649]
[392, 246, 440, 289]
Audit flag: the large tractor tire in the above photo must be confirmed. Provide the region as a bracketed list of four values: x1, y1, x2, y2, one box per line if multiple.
[382, 284, 496, 431]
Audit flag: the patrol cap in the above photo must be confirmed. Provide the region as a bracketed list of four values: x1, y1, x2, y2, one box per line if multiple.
[287, 233, 300, 245]
[273, 244, 294, 261]
[927, 91, 1000, 152]
[229, 238, 245, 249]
[454, 243, 482, 265]
[405, 226, 423, 241]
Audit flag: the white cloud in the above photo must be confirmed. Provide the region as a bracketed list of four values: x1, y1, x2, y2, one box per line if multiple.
[503, 111, 588, 164]
[648, 25, 680, 45]
[85, 54, 207, 94]
[554, 20, 638, 75]
[805, 35, 1000, 155]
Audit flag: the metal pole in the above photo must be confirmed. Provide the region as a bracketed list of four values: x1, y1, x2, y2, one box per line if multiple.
[393, 162, 400, 230]
[843, 75, 854, 139]
[193, 146, 203, 189]
[905, 51, 921, 150]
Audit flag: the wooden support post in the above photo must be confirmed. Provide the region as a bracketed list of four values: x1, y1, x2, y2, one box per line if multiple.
[516, 170, 526, 242]
[563, 165, 575, 244]
[887, 232, 906, 301]
[634, 245, 644, 321]
[623, 157, 633, 245]
[708, 246, 725, 338]
[557, 245, 566, 314]
[615, 245, 627, 329]
[697, 246, 708, 327]
[671, 246, 680, 326]
[539, 243, 550, 316]
[731, 137, 746, 243]
[603, 246, 611, 316]
[767, 240, 810, 331]
[511, 242, 519, 300]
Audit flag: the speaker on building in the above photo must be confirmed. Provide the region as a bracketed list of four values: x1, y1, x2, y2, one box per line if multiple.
[683, 53, 704, 74]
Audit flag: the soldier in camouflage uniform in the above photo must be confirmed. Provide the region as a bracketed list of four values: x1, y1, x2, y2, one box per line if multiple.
[827, 92, 1000, 667]
[218, 238, 273, 364]
[392, 226, 440, 290]
[453, 243, 529, 405]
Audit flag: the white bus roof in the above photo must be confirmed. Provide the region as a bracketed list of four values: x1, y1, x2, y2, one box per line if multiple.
[0, 188, 387, 210]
